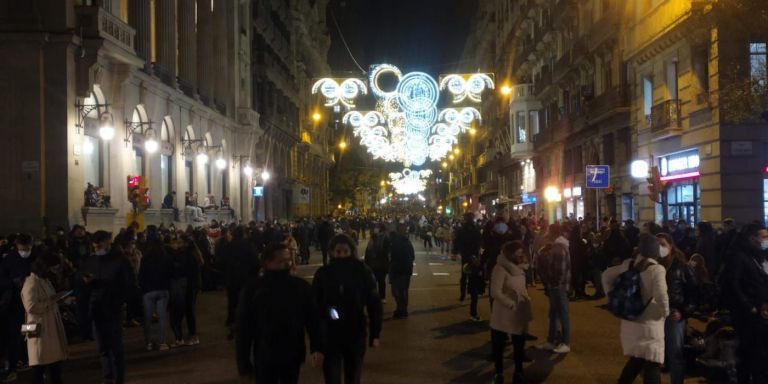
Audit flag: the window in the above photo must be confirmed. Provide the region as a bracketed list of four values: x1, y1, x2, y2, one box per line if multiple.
[529, 110, 540, 137]
[205, 163, 211, 194]
[83, 135, 101, 188]
[666, 61, 678, 100]
[161, 155, 172, 198]
[516, 111, 527, 143]
[643, 76, 653, 121]
[185, 160, 193, 192]
[692, 47, 709, 93]
[132, 147, 145, 177]
[602, 133, 614, 165]
[750, 42, 767, 86]
[221, 169, 228, 200]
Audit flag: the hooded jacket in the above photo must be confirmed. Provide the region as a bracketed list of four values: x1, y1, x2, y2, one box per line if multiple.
[540, 236, 571, 290]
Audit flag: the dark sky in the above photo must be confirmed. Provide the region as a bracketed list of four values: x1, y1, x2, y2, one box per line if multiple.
[326, 0, 477, 76]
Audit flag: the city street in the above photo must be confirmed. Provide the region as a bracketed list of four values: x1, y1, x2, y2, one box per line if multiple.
[47, 239, 703, 384]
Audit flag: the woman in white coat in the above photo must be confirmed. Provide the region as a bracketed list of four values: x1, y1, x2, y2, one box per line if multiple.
[490, 240, 533, 384]
[602, 233, 669, 384]
[21, 253, 69, 384]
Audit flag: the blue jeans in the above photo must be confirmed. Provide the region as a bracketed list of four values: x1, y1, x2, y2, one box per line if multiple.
[142, 290, 169, 345]
[664, 317, 686, 384]
[547, 287, 570, 345]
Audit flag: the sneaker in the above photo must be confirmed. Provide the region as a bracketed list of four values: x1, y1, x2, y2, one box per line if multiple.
[145, 342, 154, 351]
[1, 371, 17, 383]
[170, 339, 185, 348]
[553, 343, 571, 353]
[536, 342, 555, 350]
[185, 335, 200, 346]
[470, 315, 481, 322]
[158, 343, 170, 351]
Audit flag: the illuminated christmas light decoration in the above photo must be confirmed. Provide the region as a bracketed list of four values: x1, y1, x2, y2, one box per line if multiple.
[388, 168, 433, 195]
[439, 73, 495, 103]
[311, 78, 367, 108]
[314, 64, 494, 167]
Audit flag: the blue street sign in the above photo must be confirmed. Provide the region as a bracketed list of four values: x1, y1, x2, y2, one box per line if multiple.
[585, 165, 610, 188]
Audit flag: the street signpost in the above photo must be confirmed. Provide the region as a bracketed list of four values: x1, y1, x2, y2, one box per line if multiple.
[586, 165, 610, 230]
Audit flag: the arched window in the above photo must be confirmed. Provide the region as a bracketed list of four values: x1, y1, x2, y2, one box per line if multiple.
[160, 117, 174, 198]
[82, 85, 107, 189]
[130, 106, 150, 177]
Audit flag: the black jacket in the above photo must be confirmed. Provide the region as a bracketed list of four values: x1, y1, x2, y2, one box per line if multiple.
[723, 240, 768, 326]
[364, 233, 390, 273]
[77, 249, 136, 321]
[313, 258, 382, 347]
[138, 248, 173, 293]
[666, 258, 697, 317]
[235, 271, 321, 374]
[388, 233, 414, 276]
[452, 222, 482, 262]
[220, 238, 260, 288]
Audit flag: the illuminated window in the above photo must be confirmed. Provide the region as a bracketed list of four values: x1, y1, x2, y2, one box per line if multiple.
[750, 42, 767, 86]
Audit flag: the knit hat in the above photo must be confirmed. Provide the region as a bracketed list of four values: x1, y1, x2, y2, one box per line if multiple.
[637, 233, 660, 259]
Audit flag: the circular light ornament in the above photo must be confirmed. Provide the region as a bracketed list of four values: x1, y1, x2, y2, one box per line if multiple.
[320, 81, 338, 99]
[631, 160, 649, 179]
[369, 64, 403, 99]
[446, 76, 465, 95]
[396, 72, 439, 113]
[467, 74, 488, 94]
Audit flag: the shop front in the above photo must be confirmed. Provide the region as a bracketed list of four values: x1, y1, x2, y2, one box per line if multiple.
[563, 186, 584, 220]
[513, 192, 537, 217]
[658, 149, 701, 225]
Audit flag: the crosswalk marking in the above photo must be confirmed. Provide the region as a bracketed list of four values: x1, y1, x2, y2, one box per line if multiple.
[428, 262, 443, 266]
[432, 272, 450, 276]
[412, 273, 418, 276]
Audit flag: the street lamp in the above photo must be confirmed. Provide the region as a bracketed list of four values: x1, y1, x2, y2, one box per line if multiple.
[338, 140, 347, 150]
[215, 156, 227, 170]
[261, 170, 271, 182]
[453, 148, 460, 155]
[144, 128, 159, 153]
[500, 84, 512, 96]
[312, 112, 322, 122]
[544, 186, 562, 202]
[243, 164, 253, 176]
[469, 127, 477, 136]
[98, 112, 115, 140]
[631, 160, 649, 179]
[441, 161, 447, 168]
[380, 180, 386, 187]
[196, 147, 209, 164]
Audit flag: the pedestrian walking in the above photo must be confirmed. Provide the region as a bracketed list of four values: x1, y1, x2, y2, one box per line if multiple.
[490, 241, 533, 384]
[236, 243, 323, 383]
[602, 234, 669, 384]
[313, 234, 382, 384]
[535, 223, 572, 354]
[389, 224, 414, 319]
[21, 252, 69, 384]
[138, 237, 173, 351]
[77, 231, 136, 384]
[465, 256, 485, 322]
[452, 213, 481, 302]
[168, 235, 203, 347]
[220, 227, 260, 340]
[364, 224, 390, 303]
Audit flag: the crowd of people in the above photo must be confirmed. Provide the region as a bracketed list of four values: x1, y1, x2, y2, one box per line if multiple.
[0, 207, 765, 383]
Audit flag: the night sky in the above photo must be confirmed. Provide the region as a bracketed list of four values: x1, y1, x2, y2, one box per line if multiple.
[326, 0, 477, 76]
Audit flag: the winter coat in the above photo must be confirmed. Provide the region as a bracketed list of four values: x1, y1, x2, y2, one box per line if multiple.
[364, 234, 391, 273]
[21, 274, 68, 366]
[388, 233, 413, 276]
[77, 250, 136, 321]
[665, 258, 697, 317]
[602, 256, 670, 363]
[721, 240, 768, 328]
[138, 248, 173, 293]
[452, 222, 482, 262]
[312, 258, 382, 347]
[235, 270, 321, 373]
[539, 236, 571, 290]
[490, 255, 532, 335]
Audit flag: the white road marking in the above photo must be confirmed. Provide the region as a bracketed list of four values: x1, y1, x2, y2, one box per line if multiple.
[432, 272, 450, 276]
[428, 262, 443, 266]
[412, 273, 419, 276]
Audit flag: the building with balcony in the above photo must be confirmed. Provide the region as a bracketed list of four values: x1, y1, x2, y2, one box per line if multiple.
[628, 0, 768, 226]
[252, 0, 333, 220]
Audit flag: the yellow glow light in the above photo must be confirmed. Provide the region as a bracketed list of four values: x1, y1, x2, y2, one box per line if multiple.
[449, 154, 455, 160]
[501, 85, 512, 96]
[339, 141, 347, 150]
[380, 180, 386, 187]
[441, 162, 447, 168]
[312, 112, 322, 122]
[453, 148, 460, 155]
[544, 186, 562, 202]
[469, 127, 477, 136]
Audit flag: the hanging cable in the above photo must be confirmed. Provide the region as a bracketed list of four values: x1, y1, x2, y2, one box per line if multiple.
[330, 10, 366, 75]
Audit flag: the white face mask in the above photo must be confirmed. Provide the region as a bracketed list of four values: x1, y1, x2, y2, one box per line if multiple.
[761, 239, 768, 251]
[18, 250, 31, 258]
[659, 245, 670, 258]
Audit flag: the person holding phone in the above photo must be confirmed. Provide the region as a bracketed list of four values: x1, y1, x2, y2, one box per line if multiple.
[21, 251, 69, 384]
[313, 234, 383, 384]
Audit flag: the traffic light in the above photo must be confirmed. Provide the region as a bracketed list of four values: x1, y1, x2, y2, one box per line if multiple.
[646, 166, 666, 203]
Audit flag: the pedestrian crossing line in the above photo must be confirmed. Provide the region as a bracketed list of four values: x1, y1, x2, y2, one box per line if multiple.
[412, 273, 418, 276]
[432, 272, 450, 276]
[428, 262, 443, 266]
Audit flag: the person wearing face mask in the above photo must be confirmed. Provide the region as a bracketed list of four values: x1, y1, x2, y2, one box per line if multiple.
[76, 231, 136, 384]
[656, 233, 697, 384]
[720, 223, 768, 383]
[235, 242, 323, 383]
[312, 234, 382, 384]
[0, 233, 37, 379]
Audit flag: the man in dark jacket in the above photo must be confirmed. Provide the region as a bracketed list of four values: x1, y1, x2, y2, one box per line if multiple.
[318, 218, 335, 265]
[236, 243, 323, 383]
[364, 224, 390, 302]
[721, 224, 768, 384]
[313, 234, 382, 384]
[77, 231, 136, 384]
[220, 226, 260, 338]
[389, 224, 414, 318]
[0, 233, 37, 378]
[452, 213, 482, 301]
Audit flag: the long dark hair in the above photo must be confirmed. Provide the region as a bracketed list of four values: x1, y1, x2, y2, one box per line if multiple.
[656, 232, 687, 269]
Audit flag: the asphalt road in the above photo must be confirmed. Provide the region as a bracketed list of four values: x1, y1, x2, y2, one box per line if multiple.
[41, 237, 708, 383]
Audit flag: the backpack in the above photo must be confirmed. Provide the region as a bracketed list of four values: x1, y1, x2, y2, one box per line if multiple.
[607, 260, 652, 321]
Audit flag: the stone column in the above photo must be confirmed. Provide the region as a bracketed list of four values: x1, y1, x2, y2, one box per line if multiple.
[213, 0, 228, 112]
[154, 0, 177, 85]
[128, 0, 151, 70]
[196, 0, 213, 104]
[177, 0, 196, 96]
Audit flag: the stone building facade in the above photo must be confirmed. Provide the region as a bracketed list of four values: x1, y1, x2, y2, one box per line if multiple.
[0, 0, 332, 235]
[460, 0, 768, 227]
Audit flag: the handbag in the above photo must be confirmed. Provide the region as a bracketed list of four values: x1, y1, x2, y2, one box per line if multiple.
[21, 323, 40, 338]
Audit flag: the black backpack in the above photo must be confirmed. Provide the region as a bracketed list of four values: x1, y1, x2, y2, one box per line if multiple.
[607, 260, 652, 321]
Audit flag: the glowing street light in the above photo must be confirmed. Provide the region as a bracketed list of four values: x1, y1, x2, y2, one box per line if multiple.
[544, 186, 562, 202]
[215, 157, 227, 170]
[144, 128, 159, 153]
[338, 141, 347, 150]
[243, 164, 253, 176]
[469, 127, 477, 136]
[196, 147, 209, 164]
[449, 154, 455, 160]
[453, 148, 460, 155]
[98, 113, 115, 141]
[630, 160, 649, 179]
[312, 112, 322, 122]
[441, 162, 447, 168]
[261, 170, 271, 182]
[380, 180, 386, 187]
[500, 84, 512, 96]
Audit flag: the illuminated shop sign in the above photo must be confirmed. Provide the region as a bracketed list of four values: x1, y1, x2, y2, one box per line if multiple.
[659, 149, 700, 181]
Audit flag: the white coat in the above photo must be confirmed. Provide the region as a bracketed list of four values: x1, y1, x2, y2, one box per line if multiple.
[490, 254, 533, 335]
[602, 256, 669, 364]
[21, 273, 68, 366]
